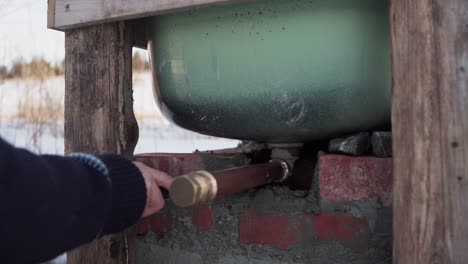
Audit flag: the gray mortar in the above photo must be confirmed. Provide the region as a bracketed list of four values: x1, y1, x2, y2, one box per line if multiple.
[137, 191, 306, 264]
[248, 186, 320, 215]
[137, 150, 391, 264]
[303, 236, 391, 264]
[303, 151, 324, 215]
[374, 208, 392, 237]
[318, 196, 392, 261]
[320, 198, 381, 232]
[137, 243, 203, 264]
[137, 186, 391, 264]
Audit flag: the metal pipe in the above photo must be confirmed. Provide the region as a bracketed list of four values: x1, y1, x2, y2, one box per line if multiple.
[169, 160, 290, 208]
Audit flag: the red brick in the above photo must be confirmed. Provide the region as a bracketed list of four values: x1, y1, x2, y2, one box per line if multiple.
[193, 206, 214, 230]
[239, 210, 369, 250]
[239, 209, 299, 250]
[312, 213, 368, 242]
[150, 212, 171, 238]
[319, 155, 393, 206]
[136, 218, 149, 236]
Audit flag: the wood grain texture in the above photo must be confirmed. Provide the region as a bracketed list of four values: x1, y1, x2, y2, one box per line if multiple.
[65, 21, 139, 264]
[391, 0, 468, 263]
[50, 0, 251, 30]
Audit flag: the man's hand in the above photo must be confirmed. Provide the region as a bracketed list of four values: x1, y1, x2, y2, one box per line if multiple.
[133, 162, 173, 218]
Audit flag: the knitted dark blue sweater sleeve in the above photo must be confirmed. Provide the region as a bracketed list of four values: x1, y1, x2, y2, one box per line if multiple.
[0, 137, 146, 263]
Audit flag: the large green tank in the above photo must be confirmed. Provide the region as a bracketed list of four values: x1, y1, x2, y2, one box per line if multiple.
[147, 0, 390, 143]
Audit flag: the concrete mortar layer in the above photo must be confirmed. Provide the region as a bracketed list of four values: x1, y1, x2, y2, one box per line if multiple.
[137, 185, 391, 264]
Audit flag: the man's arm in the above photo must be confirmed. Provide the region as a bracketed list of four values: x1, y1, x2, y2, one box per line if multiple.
[0, 137, 149, 263]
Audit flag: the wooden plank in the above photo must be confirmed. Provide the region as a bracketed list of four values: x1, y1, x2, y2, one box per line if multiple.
[47, 0, 56, 29]
[65, 21, 139, 264]
[48, 0, 251, 30]
[391, 0, 468, 263]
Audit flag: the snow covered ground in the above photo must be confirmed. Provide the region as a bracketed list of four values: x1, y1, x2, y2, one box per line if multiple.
[0, 72, 239, 154]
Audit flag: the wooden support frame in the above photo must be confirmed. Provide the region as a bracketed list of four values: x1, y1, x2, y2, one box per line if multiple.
[48, 0, 250, 30]
[55, 0, 468, 263]
[64, 21, 139, 264]
[391, 0, 468, 262]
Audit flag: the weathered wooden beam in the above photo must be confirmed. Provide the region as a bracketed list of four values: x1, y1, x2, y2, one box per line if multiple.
[64, 21, 139, 264]
[48, 0, 251, 31]
[391, 0, 468, 263]
[47, 0, 56, 28]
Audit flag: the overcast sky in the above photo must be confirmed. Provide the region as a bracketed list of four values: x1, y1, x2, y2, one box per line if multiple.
[0, 0, 65, 66]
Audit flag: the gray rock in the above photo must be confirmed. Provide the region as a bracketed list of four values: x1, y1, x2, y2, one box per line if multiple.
[293, 190, 307, 198]
[371, 132, 392, 157]
[328, 132, 371, 156]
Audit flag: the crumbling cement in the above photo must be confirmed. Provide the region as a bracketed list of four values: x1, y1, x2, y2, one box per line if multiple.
[251, 187, 314, 215]
[137, 189, 307, 264]
[137, 243, 203, 264]
[303, 237, 391, 264]
[137, 145, 391, 264]
[320, 198, 381, 232]
[137, 186, 391, 264]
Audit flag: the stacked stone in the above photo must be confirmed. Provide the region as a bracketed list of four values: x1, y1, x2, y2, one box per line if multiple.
[328, 131, 392, 158]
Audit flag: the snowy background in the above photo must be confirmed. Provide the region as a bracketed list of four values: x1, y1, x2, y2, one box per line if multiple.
[0, 72, 238, 154]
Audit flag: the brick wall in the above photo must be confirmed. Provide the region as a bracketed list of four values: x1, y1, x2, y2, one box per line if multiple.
[134, 151, 392, 264]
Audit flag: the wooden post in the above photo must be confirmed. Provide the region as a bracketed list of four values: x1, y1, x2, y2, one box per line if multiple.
[391, 0, 468, 263]
[64, 22, 139, 264]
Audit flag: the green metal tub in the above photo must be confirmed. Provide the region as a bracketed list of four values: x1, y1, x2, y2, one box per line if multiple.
[147, 0, 390, 143]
